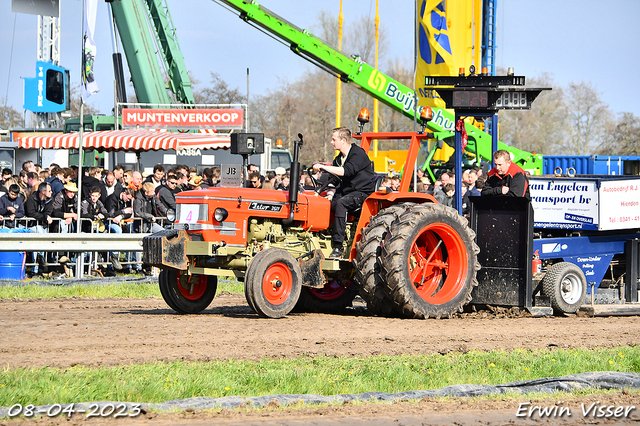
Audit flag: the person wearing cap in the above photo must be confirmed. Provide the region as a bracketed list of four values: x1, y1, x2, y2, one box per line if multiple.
[52, 181, 79, 233]
[134, 182, 163, 233]
[187, 175, 202, 191]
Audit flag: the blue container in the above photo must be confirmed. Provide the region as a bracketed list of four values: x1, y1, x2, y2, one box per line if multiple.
[542, 155, 593, 175]
[0, 229, 30, 280]
[0, 251, 26, 279]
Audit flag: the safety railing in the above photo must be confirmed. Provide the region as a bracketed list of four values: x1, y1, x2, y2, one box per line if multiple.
[0, 216, 172, 278]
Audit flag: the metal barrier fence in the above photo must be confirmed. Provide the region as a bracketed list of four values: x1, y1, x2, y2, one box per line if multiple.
[0, 216, 171, 278]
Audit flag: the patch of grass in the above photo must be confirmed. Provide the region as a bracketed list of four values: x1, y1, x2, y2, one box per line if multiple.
[0, 279, 243, 300]
[0, 347, 637, 406]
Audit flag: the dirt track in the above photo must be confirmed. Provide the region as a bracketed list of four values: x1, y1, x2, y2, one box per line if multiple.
[2, 292, 639, 425]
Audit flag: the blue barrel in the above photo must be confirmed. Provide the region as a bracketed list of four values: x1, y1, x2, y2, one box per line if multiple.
[0, 229, 30, 280]
[0, 251, 26, 279]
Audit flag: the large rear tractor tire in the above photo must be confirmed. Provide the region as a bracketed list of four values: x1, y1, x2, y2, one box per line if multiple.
[245, 248, 302, 318]
[542, 262, 587, 315]
[354, 203, 414, 316]
[380, 203, 480, 319]
[159, 269, 217, 314]
[295, 279, 357, 313]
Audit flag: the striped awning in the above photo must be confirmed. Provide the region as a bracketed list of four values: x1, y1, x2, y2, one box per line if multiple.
[15, 129, 230, 151]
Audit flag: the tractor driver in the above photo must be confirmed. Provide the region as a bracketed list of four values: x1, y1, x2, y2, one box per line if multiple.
[313, 126, 375, 259]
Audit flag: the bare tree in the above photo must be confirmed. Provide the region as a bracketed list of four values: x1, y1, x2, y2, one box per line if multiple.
[562, 81, 613, 155]
[499, 73, 569, 155]
[67, 84, 100, 118]
[0, 100, 23, 129]
[598, 112, 640, 155]
[194, 72, 246, 105]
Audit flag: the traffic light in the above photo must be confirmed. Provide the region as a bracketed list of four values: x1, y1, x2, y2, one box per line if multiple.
[23, 61, 70, 113]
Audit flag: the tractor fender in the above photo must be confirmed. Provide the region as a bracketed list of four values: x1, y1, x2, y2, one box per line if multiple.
[348, 192, 438, 260]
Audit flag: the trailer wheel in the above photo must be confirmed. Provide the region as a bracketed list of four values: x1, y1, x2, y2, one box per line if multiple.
[354, 203, 414, 316]
[381, 203, 480, 319]
[245, 248, 302, 318]
[542, 262, 587, 315]
[295, 280, 357, 313]
[159, 269, 217, 314]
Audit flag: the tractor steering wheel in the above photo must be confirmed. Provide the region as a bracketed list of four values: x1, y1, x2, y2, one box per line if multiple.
[307, 166, 341, 195]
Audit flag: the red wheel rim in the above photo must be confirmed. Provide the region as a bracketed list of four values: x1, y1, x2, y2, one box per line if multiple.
[309, 280, 349, 300]
[407, 223, 467, 305]
[177, 273, 208, 300]
[262, 262, 293, 305]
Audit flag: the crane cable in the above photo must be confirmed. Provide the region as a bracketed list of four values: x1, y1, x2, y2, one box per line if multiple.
[4, 13, 17, 110]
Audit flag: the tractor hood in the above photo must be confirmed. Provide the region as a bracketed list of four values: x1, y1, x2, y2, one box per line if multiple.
[174, 187, 331, 245]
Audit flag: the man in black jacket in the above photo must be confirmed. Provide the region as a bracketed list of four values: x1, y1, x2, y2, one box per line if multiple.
[313, 127, 375, 258]
[105, 187, 135, 271]
[0, 184, 26, 228]
[134, 182, 163, 233]
[482, 150, 530, 200]
[81, 167, 108, 204]
[156, 173, 180, 217]
[25, 183, 54, 275]
[105, 187, 134, 231]
[51, 182, 79, 233]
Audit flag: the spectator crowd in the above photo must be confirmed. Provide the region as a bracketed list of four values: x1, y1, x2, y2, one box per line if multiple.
[0, 161, 223, 278]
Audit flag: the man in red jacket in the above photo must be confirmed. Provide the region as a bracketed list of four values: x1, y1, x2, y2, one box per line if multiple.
[482, 150, 530, 200]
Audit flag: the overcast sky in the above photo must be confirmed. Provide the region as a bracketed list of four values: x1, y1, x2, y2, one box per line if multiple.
[1, 0, 639, 122]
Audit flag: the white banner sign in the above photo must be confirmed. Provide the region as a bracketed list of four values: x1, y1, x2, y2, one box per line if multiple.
[599, 180, 640, 230]
[530, 178, 599, 230]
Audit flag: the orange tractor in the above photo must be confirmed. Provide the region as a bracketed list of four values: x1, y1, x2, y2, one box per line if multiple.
[143, 111, 480, 319]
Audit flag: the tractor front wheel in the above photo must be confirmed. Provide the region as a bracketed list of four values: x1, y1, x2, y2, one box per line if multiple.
[381, 203, 480, 319]
[159, 269, 217, 314]
[245, 248, 302, 318]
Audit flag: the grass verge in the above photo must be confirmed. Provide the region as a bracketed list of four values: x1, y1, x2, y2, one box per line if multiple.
[0, 347, 637, 407]
[0, 279, 243, 299]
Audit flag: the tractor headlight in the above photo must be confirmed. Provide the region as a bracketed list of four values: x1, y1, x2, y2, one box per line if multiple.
[166, 208, 176, 223]
[214, 208, 228, 223]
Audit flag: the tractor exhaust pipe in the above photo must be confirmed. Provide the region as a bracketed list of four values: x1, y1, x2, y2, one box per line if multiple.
[283, 133, 303, 225]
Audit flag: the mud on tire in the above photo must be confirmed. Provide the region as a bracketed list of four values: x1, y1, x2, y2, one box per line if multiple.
[354, 203, 414, 316]
[380, 203, 480, 319]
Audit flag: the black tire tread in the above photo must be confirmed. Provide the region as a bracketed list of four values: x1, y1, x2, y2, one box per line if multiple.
[380, 203, 480, 319]
[354, 203, 414, 316]
[158, 269, 217, 314]
[542, 262, 586, 315]
[245, 248, 302, 318]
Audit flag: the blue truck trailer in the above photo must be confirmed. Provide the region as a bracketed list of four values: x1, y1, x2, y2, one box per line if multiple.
[470, 175, 640, 316]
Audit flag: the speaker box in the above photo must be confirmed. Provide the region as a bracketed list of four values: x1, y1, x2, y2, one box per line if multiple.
[230, 133, 264, 155]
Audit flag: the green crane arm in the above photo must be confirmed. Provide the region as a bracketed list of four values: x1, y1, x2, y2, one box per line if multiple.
[143, 0, 195, 104]
[110, 0, 194, 105]
[110, 0, 173, 105]
[213, 0, 539, 170]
